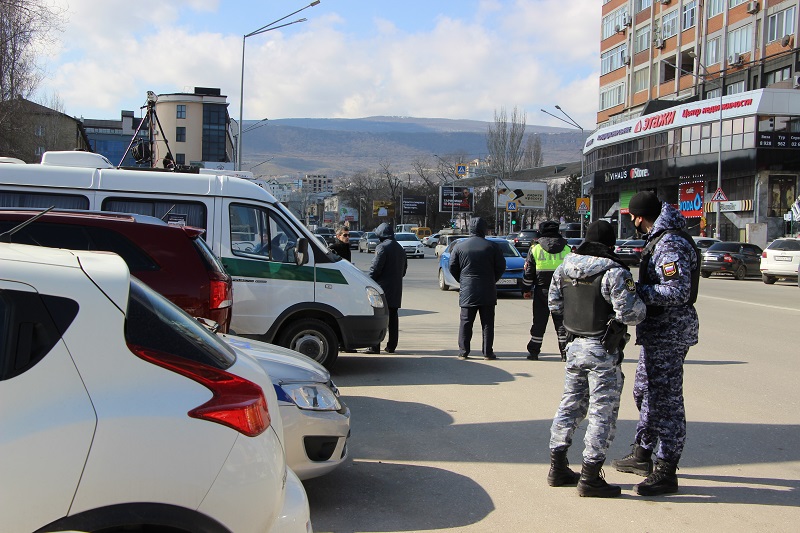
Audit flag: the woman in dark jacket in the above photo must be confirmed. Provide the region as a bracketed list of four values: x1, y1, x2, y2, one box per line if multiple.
[366, 223, 407, 353]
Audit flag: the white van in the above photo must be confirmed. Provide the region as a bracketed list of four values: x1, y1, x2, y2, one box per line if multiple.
[0, 151, 387, 368]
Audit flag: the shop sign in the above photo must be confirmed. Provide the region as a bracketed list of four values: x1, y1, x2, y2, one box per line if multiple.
[679, 182, 704, 218]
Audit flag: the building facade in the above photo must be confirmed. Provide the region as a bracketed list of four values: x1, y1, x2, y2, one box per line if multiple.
[83, 111, 145, 167]
[0, 99, 91, 163]
[591, 0, 800, 243]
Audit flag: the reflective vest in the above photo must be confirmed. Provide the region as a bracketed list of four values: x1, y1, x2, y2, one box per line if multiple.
[529, 243, 570, 272]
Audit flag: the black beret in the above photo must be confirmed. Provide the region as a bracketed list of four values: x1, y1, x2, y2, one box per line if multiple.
[585, 220, 616, 247]
[628, 191, 662, 219]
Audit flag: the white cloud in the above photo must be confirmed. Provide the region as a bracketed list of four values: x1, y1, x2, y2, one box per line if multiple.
[40, 0, 602, 130]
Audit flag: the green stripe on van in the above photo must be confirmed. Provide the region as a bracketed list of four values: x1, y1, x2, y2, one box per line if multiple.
[221, 257, 348, 284]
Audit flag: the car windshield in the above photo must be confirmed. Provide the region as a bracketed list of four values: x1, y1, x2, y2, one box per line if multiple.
[494, 240, 519, 257]
[396, 234, 419, 241]
[707, 243, 741, 252]
[363, 233, 376, 239]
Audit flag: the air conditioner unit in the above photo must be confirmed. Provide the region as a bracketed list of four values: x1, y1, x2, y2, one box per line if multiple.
[623, 55, 631, 66]
[746, 1, 759, 14]
[624, 15, 633, 27]
[660, 0, 671, 4]
[781, 34, 793, 47]
[728, 53, 742, 65]
[654, 38, 665, 49]
[615, 24, 623, 33]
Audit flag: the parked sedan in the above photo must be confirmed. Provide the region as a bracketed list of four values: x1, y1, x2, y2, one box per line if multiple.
[222, 335, 351, 480]
[701, 241, 763, 280]
[358, 231, 379, 253]
[693, 236, 722, 250]
[760, 237, 800, 284]
[511, 229, 541, 254]
[614, 239, 646, 266]
[422, 233, 440, 247]
[438, 237, 525, 295]
[395, 232, 426, 258]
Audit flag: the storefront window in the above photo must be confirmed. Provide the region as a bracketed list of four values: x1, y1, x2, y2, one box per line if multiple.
[768, 176, 796, 217]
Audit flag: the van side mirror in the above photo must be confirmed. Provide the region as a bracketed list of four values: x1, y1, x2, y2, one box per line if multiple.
[295, 237, 309, 266]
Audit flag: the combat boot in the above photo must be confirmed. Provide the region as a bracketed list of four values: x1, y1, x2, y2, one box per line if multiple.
[611, 443, 653, 476]
[526, 340, 539, 360]
[577, 460, 621, 498]
[547, 449, 580, 487]
[634, 459, 679, 496]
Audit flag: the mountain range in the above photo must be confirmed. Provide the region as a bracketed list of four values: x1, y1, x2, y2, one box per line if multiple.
[237, 116, 587, 178]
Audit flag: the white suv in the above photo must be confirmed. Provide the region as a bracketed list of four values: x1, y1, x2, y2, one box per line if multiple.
[760, 238, 800, 284]
[0, 243, 311, 533]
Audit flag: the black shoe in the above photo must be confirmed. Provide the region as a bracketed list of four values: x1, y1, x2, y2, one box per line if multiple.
[577, 461, 621, 498]
[384, 347, 395, 354]
[483, 353, 497, 360]
[612, 444, 653, 476]
[634, 460, 679, 496]
[526, 353, 539, 360]
[547, 450, 580, 487]
[560, 352, 567, 362]
[364, 347, 380, 354]
[457, 353, 469, 360]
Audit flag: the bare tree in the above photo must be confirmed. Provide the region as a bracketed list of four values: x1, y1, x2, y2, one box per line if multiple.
[486, 106, 526, 232]
[523, 134, 543, 169]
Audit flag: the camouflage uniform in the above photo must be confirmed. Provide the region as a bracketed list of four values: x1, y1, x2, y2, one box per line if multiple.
[631, 202, 699, 464]
[548, 249, 646, 463]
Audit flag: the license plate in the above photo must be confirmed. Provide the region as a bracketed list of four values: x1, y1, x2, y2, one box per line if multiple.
[497, 278, 516, 285]
[775, 256, 792, 262]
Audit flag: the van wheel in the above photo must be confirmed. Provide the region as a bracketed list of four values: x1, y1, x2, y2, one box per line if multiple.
[438, 269, 449, 291]
[278, 319, 339, 369]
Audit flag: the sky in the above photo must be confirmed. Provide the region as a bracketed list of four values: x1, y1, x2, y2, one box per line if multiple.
[38, 0, 601, 131]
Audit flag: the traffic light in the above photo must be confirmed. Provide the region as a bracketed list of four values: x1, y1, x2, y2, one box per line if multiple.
[511, 219, 517, 226]
[584, 212, 590, 220]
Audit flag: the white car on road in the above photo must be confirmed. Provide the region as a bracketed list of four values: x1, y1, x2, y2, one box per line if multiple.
[395, 232, 426, 258]
[760, 237, 800, 284]
[0, 243, 311, 533]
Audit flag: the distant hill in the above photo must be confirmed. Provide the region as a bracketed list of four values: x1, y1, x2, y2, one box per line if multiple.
[238, 116, 587, 177]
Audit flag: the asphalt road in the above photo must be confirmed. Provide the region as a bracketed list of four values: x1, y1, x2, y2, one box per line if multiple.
[303, 247, 800, 533]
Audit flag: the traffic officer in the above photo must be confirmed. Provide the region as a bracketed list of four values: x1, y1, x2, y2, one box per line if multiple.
[547, 220, 646, 497]
[611, 191, 700, 496]
[522, 220, 570, 361]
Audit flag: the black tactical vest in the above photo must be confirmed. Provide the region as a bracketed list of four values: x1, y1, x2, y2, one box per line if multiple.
[561, 271, 613, 337]
[639, 229, 700, 316]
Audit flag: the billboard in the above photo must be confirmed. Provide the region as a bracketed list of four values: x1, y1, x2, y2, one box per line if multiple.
[339, 207, 358, 222]
[402, 195, 427, 216]
[679, 182, 704, 218]
[440, 186, 474, 212]
[373, 200, 396, 217]
[495, 180, 547, 209]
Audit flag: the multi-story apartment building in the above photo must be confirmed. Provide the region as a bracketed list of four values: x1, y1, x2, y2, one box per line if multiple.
[83, 110, 145, 166]
[302, 174, 333, 194]
[588, 0, 800, 242]
[154, 87, 234, 168]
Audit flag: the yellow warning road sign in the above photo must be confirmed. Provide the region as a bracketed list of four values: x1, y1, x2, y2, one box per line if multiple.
[576, 197, 590, 213]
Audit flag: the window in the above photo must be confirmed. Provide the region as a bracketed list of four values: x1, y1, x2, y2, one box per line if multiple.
[633, 68, 650, 92]
[683, 1, 697, 30]
[727, 24, 753, 55]
[636, 0, 652, 12]
[229, 204, 299, 263]
[34, 125, 45, 137]
[176, 126, 186, 142]
[175, 153, 186, 165]
[767, 176, 796, 217]
[176, 104, 186, 119]
[767, 6, 796, 43]
[726, 80, 746, 94]
[706, 87, 722, 99]
[766, 67, 792, 85]
[602, 8, 629, 40]
[601, 43, 628, 75]
[599, 83, 625, 110]
[706, 37, 721, 65]
[0, 191, 89, 209]
[202, 104, 228, 163]
[662, 10, 679, 39]
[729, 0, 746, 7]
[708, 0, 724, 18]
[635, 25, 652, 53]
[102, 198, 207, 229]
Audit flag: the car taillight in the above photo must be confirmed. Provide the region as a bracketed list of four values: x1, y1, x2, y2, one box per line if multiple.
[633, 247, 643, 253]
[128, 344, 271, 437]
[762, 251, 767, 258]
[210, 279, 233, 309]
[723, 253, 733, 263]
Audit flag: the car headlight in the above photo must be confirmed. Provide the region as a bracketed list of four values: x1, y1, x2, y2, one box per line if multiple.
[276, 382, 341, 411]
[366, 286, 385, 308]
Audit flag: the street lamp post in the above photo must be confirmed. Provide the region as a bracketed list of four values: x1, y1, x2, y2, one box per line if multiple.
[689, 51, 725, 239]
[237, 1, 320, 171]
[541, 105, 586, 237]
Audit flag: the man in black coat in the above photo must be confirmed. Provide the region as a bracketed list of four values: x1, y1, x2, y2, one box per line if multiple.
[329, 226, 351, 261]
[366, 223, 407, 354]
[449, 217, 506, 360]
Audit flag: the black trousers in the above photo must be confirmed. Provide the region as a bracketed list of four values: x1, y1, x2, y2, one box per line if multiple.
[374, 307, 399, 351]
[529, 286, 566, 355]
[458, 305, 495, 356]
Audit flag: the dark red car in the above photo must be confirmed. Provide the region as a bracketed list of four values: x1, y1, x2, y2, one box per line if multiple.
[0, 209, 233, 331]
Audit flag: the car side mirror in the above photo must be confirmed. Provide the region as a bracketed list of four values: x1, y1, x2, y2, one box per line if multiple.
[295, 237, 309, 266]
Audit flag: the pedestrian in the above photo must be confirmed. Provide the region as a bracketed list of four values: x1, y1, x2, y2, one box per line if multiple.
[610, 191, 700, 496]
[330, 226, 351, 261]
[365, 223, 407, 354]
[523, 220, 571, 361]
[449, 217, 506, 360]
[547, 220, 646, 497]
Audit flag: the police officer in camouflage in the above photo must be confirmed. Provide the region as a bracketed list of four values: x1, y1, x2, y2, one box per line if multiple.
[547, 220, 646, 498]
[611, 191, 700, 496]
[522, 220, 570, 361]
